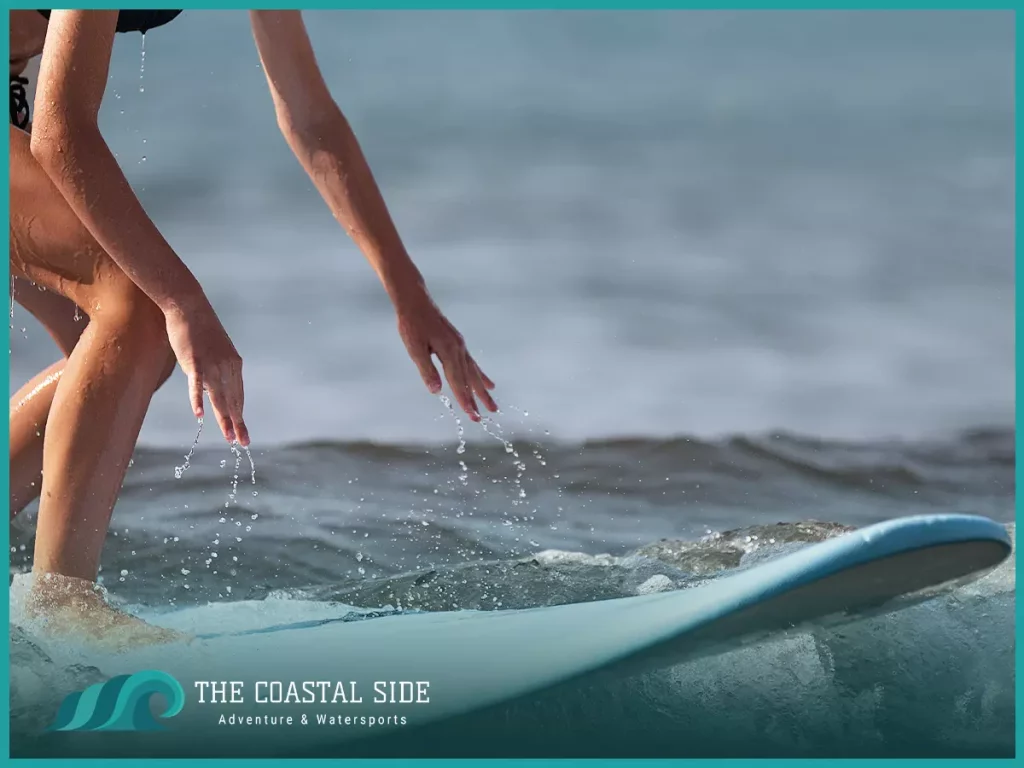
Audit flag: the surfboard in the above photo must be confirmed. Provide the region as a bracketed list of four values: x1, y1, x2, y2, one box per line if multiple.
[28, 513, 1011, 758]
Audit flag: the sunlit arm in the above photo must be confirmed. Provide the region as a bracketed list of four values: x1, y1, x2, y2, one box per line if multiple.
[250, 10, 427, 306]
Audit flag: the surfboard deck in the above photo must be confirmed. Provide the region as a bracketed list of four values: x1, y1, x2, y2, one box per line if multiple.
[28, 513, 1011, 758]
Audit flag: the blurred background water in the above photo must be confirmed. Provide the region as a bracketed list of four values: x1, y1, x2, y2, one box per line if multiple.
[11, 10, 1015, 448]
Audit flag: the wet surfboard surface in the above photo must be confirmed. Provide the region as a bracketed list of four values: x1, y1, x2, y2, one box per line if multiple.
[26, 514, 1011, 758]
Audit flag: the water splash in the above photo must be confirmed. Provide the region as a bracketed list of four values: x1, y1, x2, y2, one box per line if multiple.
[438, 395, 466, 455]
[139, 34, 146, 94]
[173, 418, 203, 479]
[243, 445, 258, 496]
[480, 416, 529, 506]
[221, 442, 258, 507]
[436, 395, 473, 493]
[225, 442, 242, 508]
[138, 36, 147, 164]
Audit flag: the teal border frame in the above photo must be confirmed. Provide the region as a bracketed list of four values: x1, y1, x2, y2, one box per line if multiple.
[2, 3, 1018, 765]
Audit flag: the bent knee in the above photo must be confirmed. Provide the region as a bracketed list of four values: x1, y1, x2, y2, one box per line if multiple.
[92, 282, 173, 366]
[94, 280, 160, 328]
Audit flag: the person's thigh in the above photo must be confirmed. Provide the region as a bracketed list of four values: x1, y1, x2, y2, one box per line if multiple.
[9, 124, 137, 313]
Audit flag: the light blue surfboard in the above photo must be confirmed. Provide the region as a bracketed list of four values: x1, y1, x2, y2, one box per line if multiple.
[36, 513, 1011, 758]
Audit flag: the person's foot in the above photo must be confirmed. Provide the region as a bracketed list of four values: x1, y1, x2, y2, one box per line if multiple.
[23, 572, 189, 653]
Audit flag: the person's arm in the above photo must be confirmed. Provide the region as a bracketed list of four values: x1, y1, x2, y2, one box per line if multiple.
[249, 10, 496, 420]
[32, 10, 248, 443]
[31, 10, 203, 314]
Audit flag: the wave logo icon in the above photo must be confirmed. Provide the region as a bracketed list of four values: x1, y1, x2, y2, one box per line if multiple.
[48, 670, 185, 732]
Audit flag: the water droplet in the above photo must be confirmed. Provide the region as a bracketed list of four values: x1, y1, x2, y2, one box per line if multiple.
[174, 418, 204, 478]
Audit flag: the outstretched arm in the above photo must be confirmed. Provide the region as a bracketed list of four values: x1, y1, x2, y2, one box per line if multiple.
[249, 10, 496, 420]
[31, 10, 202, 311]
[32, 10, 248, 444]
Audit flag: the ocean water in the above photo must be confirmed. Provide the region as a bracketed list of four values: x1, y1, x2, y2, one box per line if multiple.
[7, 10, 1016, 757]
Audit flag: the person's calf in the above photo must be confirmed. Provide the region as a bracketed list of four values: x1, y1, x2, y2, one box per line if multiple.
[32, 286, 172, 582]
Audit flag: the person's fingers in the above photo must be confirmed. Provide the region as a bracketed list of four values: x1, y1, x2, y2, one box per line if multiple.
[234, 421, 250, 447]
[205, 383, 237, 443]
[418, 354, 444, 395]
[226, 362, 249, 447]
[468, 356, 498, 412]
[404, 338, 442, 394]
[219, 360, 243, 415]
[213, 405, 236, 444]
[439, 347, 479, 421]
[479, 368, 496, 390]
[187, 373, 205, 419]
[472, 380, 497, 413]
[465, 354, 495, 390]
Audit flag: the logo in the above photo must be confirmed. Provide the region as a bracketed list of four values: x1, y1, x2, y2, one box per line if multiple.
[48, 670, 185, 732]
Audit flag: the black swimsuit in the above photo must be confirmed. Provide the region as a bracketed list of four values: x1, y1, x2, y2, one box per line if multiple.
[10, 10, 183, 128]
[36, 10, 183, 34]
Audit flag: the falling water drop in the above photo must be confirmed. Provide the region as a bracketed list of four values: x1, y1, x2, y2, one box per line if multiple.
[174, 418, 204, 478]
[439, 395, 466, 455]
[138, 36, 148, 171]
[224, 442, 243, 507]
[139, 34, 146, 93]
[243, 445, 257, 486]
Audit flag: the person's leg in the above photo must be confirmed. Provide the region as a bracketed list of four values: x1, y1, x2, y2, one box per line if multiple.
[11, 360, 64, 517]
[11, 276, 87, 358]
[10, 278, 88, 516]
[9, 278, 174, 517]
[9, 124, 177, 590]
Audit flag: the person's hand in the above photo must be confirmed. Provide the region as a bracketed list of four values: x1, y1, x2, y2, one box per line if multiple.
[163, 297, 249, 446]
[395, 288, 497, 421]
